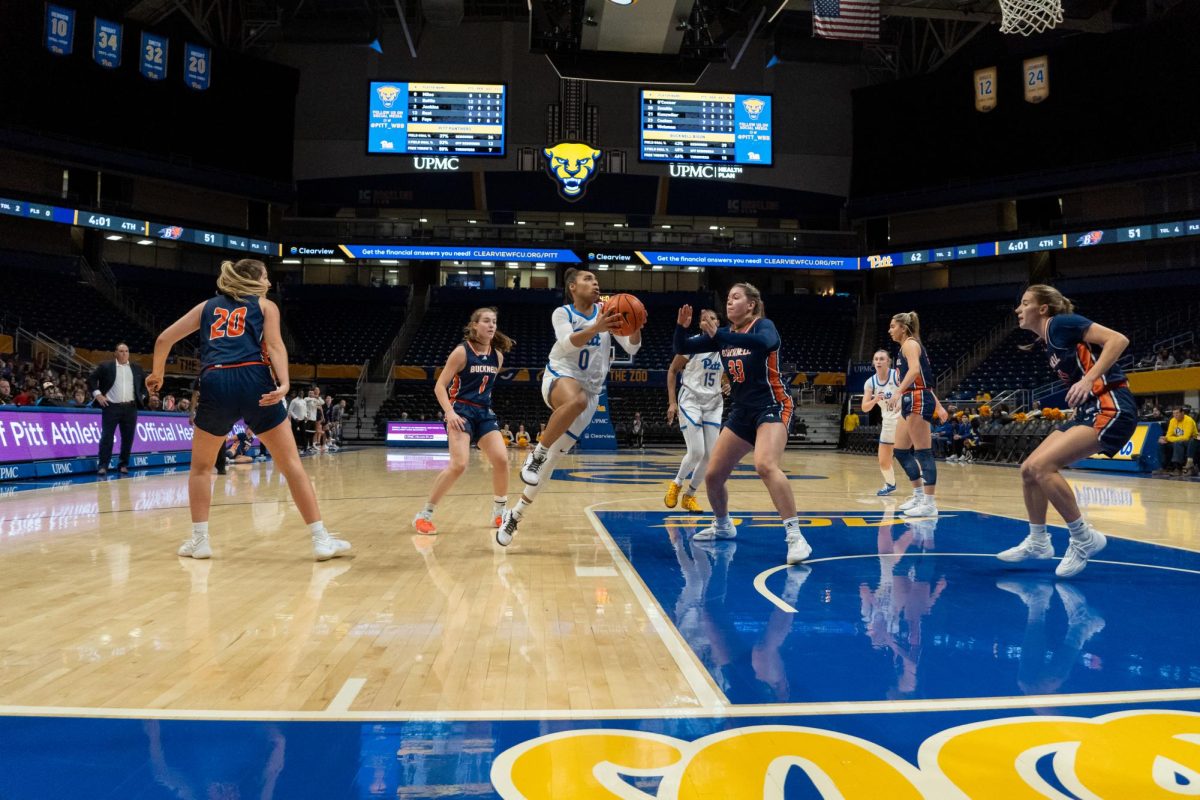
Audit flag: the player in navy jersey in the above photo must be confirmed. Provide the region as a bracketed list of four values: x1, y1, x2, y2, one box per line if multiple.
[997, 285, 1133, 578]
[414, 308, 514, 535]
[885, 311, 942, 519]
[673, 283, 811, 565]
[146, 259, 350, 562]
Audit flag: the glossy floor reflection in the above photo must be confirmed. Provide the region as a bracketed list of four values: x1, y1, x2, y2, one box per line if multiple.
[599, 508, 1200, 704]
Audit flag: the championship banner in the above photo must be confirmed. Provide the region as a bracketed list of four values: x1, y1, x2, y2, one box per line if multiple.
[140, 31, 168, 81]
[974, 67, 997, 112]
[1023, 56, 1049, 103]
[184, 42, 210, 90]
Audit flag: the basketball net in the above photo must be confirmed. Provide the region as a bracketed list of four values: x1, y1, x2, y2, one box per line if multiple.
[998, 0, 1063, 35]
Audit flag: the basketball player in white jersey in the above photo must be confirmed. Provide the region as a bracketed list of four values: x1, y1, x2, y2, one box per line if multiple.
[861, 349, 902, 496]
[497, 268, 641, 545]
[665, 309, 726, 512]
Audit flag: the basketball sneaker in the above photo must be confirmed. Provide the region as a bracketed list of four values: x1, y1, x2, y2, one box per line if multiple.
[903, 497, 938, 518]
[413, 515, 437, 536]
[693, 521, 736, 541]
[496, 509, 519, 546]
[1055, 527, 1106, 578]
[520, 450, 548, 486]
[876, 483, 897, 496]
[785, 531, 812, 564]
[898, 489, 924, 512]
[313, 531, 352, 562]
[997, 534, 1054, 563]
[664, 481, 681, 508]
[680, 493, 702, 512]
[177, 534, 212, 559]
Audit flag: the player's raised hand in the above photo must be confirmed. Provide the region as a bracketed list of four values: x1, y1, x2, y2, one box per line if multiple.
[677, 305, 693, 328]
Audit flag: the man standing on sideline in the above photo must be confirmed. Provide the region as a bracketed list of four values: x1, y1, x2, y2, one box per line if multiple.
[89, 343, 148, 476]
[288, 390, 308, 450]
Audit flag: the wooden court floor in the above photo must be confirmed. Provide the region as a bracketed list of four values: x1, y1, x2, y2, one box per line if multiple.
[0, 446, 1196, 718]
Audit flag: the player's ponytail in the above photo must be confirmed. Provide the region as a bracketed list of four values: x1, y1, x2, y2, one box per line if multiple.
[216, 259, 270, 300]
[891, 311, 920, 340]
[464, 307, 514, 354]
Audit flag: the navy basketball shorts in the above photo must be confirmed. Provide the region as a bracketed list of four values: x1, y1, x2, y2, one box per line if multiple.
[901, 389, 935, 422]
[194, 365, 287, 438]
[453, 402, 501, 445]
[724, 403, 791, 446]
[1067, 386, 1137, 457]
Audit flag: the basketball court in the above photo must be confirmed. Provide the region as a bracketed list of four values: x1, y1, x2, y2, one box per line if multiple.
[1, 448, 1198, 797]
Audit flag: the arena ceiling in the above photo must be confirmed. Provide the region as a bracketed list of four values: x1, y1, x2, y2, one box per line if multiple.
[109, 0, 1186, 78]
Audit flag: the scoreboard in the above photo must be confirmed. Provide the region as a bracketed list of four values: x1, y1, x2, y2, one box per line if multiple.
[640, 90, 772, 166]
[368, 82, 506, 156]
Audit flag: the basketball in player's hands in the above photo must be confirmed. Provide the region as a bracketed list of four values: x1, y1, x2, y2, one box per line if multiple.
[606, 293, 647, 337]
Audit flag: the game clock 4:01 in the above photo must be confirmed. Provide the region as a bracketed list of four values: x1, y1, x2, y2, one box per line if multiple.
[367, 81, 506, 157]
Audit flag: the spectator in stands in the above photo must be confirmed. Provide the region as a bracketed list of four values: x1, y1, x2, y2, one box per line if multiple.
[70, 388, 89, 408]
[401, 411, 410, 421]
[842, 409, 860, 433]
[1148, 404, 1164, 421]
[288, 391, 307, 449]
[994, 403, 1014, 425]
[931, 415, 954, 458]
[1155, 348, 1176, 370]
[37, 382, 64, 406]
[1140, 399, 1154, 419]
[630, 412, 645, 449]
[0, 378, 11, 405]
[1181, 348, 1196, 367]
[0, 359, 11, 382]
[148, 395, 162, 411]
[948, 415, 973, 462]
[163, 394, 177, 412]
[177, 397, 191, 414]
[1157, 407, 1197, 477]
[89, 343, 149, 476]
[13, 379, 36, 406]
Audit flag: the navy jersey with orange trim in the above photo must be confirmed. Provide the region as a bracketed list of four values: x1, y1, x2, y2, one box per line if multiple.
[199, 294, 269, 370]
[674, 318, 789, 411]
[449, 343, 499, 407]
[1045, 313, 1127, 392]
[897, 338, 932, 391]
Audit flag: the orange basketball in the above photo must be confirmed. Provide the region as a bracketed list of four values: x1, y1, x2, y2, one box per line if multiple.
[606, 293, 646, 337]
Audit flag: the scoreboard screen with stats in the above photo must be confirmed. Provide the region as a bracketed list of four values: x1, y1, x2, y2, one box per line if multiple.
[367, 81, 506, 156]
[640, 90, 772, 166]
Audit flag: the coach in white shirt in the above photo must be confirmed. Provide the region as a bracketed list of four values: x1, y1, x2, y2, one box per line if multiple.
[288, 391, 309, 450]
[88, 343, 148, 476]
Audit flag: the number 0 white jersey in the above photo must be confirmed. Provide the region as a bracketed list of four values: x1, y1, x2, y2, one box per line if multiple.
[680, 352, 723, 405]
[865, 368, 902, 421]
[546, 302, 640, 396]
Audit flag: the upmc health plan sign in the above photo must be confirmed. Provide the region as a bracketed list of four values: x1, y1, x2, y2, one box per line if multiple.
[387, 421, 448, 447]
[0, 409, 194, 480]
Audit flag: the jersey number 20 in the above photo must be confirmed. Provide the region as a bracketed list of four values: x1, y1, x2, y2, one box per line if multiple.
[210, 307, 247, 339]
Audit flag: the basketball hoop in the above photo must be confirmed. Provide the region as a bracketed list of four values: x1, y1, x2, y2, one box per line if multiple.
[998, 0, 1063, 35]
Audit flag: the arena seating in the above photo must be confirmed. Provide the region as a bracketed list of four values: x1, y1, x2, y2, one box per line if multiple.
[109, 263, 216, 330]
[280, 284, 409, 364]
[0, 250, 155, 353]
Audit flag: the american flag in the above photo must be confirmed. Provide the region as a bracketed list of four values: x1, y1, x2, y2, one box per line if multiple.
[812, 0, 880, 41]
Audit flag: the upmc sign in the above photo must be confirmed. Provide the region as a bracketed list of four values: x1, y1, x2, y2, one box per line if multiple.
[413, 156, 459, 171]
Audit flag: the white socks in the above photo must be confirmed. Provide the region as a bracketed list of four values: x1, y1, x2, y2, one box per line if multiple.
[1066, 518, 1088, 538]
[192, 522, 209, 538]
[309, 521, 329, 539]
[1029, 523, 1049, 543]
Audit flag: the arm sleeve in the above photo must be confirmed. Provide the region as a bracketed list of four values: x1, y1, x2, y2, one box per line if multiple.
[674, 325, 717, 355]
[613, 333, 641, 357]
[551, 307, 581, 353]
[711, 319, 780, 351]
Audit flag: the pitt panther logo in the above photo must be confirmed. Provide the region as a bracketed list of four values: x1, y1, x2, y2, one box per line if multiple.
[742, 97, 765, 119]
[376, 84, 402, 109]
[544, 142, 601, 202]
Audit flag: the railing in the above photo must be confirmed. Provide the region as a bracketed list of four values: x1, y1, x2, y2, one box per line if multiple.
[15, 326, 96, 374]
[935, 315, 1017, 398]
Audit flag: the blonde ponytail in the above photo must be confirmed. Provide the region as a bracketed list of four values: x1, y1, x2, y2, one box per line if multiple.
[216, 259, 270, 301]
[892, 311, 920, 340]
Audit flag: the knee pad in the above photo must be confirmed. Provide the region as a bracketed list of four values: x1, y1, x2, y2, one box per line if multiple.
[894, 447, 922, 482]
[915, 448, 937, 487]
